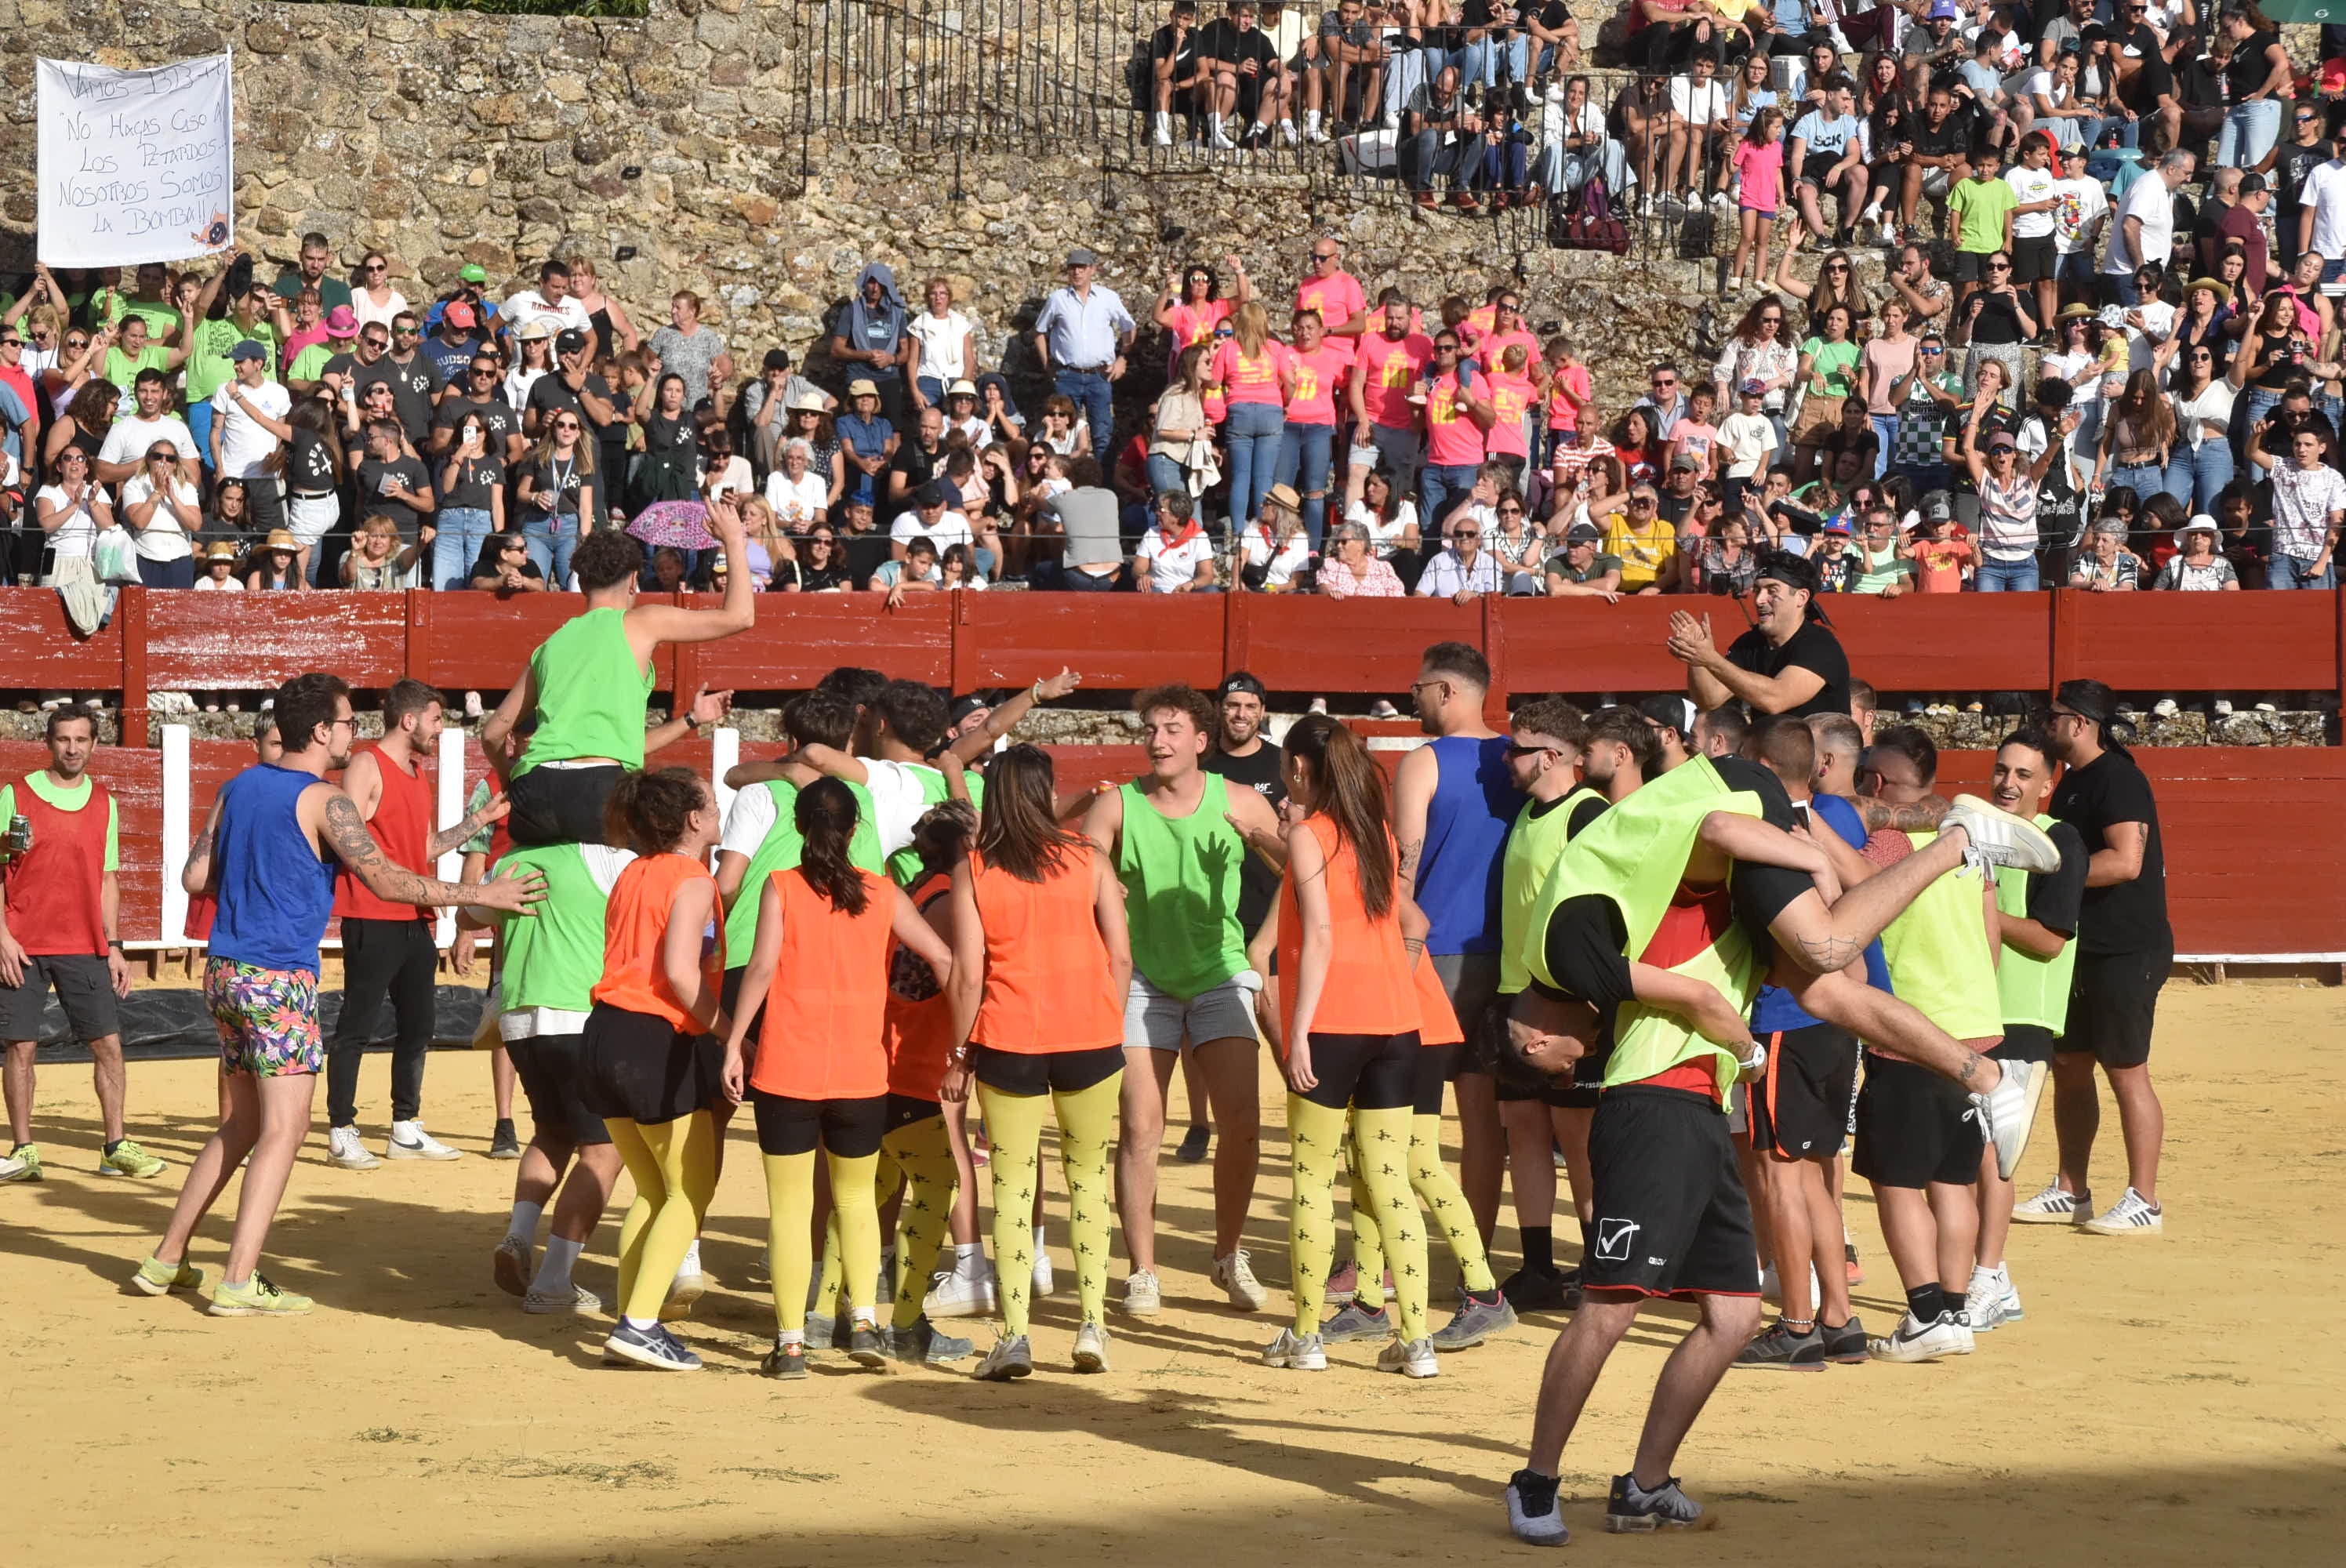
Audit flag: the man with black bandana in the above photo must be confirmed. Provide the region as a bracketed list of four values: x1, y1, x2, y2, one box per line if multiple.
[1667, 551, 1852, 720]
[1498, 752, 2062, 1541]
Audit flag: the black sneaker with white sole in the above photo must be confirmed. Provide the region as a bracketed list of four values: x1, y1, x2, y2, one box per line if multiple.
[848, 1323, 887, 1367]
[1498, 1265, 1580, 1313]
[1604, 1472, 1705, 1531]
[605, 1320, 702, 1371]
[1506, 1468, 1570, 1546]
[1820, 1313, 1869, 1364]
[761, 1339, 809, 1379]
[1732, 1318, 1826, 1370]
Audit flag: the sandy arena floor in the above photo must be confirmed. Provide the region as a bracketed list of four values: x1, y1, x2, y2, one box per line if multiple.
[9, 980, 2343, 1566]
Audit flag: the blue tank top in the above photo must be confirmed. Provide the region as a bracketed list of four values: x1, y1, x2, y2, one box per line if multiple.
[1749, 792, 1894, 1033]
[209, 764, 339, 973]
[1417, 735, 1520, 956]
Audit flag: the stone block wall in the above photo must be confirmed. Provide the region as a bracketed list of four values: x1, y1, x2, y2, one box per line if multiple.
[1, 0, 1715, 413]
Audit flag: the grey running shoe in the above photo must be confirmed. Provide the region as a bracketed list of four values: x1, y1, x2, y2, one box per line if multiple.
[1072, 1320, 1113, 1373]
[1429, 1289, 1518, 1351]
[1375, 1334, 1440, 1378]
[605, 1321, 701, 1372]
[1175, 1124, 1211, 1162]
[1318, 1298, 1393, 1343]
[848, 1322, 888, 1368]
[804, 1311, 836, 1353]
[887, 1316, 975, 1366]
[1262, 1327, 1328, 1370]
[1733, 1317, 1826, 1370]
[761, 1339, 808, 1380]
[1821, 1314, 1869, 1364]
[1605, 1473, 1705, 1532]
[975, 1334, 1033, 1381]
[1507, 1469, 1570, 1547]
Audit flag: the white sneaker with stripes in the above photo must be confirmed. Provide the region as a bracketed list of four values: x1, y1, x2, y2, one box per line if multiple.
[2082, 1187, 2163, 1235]
[2012, 1181, 2089, 1224]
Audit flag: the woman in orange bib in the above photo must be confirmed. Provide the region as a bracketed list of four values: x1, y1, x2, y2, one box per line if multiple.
[1254, 716, 1436, 1378]
[580, 768, 732, 1373]
[722, 779, 950, 1381]
[945, 746, 1130, 1381]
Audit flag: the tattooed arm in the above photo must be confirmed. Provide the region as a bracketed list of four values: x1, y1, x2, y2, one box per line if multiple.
[181, 797, 223, 898]
[427, 789, 509, 862]
[1389, 742, 1437, 903]
[1841, 792, 1950, 834]
[308, 785, 543, 913]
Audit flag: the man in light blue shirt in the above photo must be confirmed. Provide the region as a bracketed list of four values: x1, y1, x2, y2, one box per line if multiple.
[1032, 247, 1137, 453]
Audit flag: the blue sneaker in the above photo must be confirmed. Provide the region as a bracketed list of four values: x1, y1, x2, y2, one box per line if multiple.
[604, 1319, 702, 1371]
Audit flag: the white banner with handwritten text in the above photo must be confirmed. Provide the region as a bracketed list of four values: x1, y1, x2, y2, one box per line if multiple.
[37, 53, 235, 268]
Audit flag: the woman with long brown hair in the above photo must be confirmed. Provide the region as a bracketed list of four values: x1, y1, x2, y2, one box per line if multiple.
[2094, 368, 2177, 499]
[946, 745, 1130, 1381]
[1255, 715, 1436, 1378]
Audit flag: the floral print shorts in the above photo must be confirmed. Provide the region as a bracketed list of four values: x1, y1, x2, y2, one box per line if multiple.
[204, 958, 324, 1077]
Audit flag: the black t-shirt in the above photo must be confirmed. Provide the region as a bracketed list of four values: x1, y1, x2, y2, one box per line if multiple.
[2222, 32, 2279, 102]
[375, 352, 443, 444]
[1910, 113, 1973, 165]
[837, 527, 892, 586]
[1197, 18, 1279, 69]
[2047, 747, 2170, 956]
[1526, 789, 1611, 841]
[2275, 140, 2335, 244]
[441, 453, 505, 513]
[527, 372, 617, 444]
[888, 440, 944, 519]
[355, 455, 433, 536]
[288, 428, 339, 495]
[1724, 615, 1850, 720]
[2117, 26, 2173, 100]
[1533, 893, 1632, 1014]
[1204, 742, 1287, 941]
[1151, 20, 1198, 73]
[433, 394, 520, 449]
[2025, 819, 2089, 939]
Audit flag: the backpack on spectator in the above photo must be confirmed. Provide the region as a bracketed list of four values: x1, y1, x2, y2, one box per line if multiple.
[1561, 172, 1629, 256]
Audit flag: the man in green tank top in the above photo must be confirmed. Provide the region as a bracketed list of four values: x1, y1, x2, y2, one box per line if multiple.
[1974, 728, 2085, 1332]
[461, 840, 634, 1314]
[1491, 698, 1611, 1314]
[1084, 684, 1284, 1320]
[482, 499, 754, 848]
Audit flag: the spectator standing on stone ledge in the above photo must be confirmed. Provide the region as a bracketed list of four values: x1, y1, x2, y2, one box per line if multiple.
[830, 263, 912, 429]
[1033, 248, 1135, 461]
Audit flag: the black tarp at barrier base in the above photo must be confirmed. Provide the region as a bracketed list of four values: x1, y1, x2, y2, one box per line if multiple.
[21, 986, 489, 1064]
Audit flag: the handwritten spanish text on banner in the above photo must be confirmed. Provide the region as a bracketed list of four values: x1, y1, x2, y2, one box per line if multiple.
[37, 53, 235, 269]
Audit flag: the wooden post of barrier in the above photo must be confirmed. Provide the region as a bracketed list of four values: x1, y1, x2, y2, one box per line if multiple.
[118, 586, 149, 748]
[1222, 593, 1253, 681]
[948, 592, 979, 695]
[406, 587, 431, 684]
[2048, 586, 2079, 701]
[1480, 596, 1509, 724]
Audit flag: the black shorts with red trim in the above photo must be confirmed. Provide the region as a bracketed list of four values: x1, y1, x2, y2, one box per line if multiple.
[1749, 1021, 1858, 1160]
[1582, 1083, 1760, 1300]
[1851, 1051, 1984, 1189]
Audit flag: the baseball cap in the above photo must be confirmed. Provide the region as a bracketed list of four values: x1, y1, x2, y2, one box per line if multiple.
[1670, 453, 1700, 471]
[444, 300, 478, 329]
[1563, 521, 1600, 543]
[1921, 490, 1954, 522]
[1986, 432, 2017, 452]
[554, 328, 590, 355]
[324, 305, 360, 339]
[1218, 671, 1267, 699]
[947, 692, 994, 727]
[762, 347, 791, 372]
[915, 478, 953, 508]
[1823, 516, 1853, 535]
[1066, 247, 1098, 267]
[229, 339, 268, 362]
[847, 377, 879, 398]
[1928, 0, 1957, 16]
[1740, 378, 1765, 396]
[459, 263, 488, 284]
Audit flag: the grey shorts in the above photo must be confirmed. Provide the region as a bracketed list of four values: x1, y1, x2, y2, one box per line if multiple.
[0, 953, 118, 1043]
[1434, 951, 1502, 1077]
[1124, 971, 1260, 1052]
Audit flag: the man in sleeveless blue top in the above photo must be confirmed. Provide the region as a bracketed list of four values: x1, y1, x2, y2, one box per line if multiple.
[131, 674, 543, 1318]
[1391, 641, 1522, 1251]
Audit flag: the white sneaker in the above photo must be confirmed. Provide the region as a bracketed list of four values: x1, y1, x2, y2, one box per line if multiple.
[1033, 1246, 1056, 1299]
[1306, 123, 1332, 145]
[2082, 1186, 2163, 1235]
[1278, 118, 1299, 146]
[2213, 699, 2235, 717]
[1972, 1056, 2044, 1181]
[662, 1269, 706, 1323]
[1208, 122, 1237, 151]
[1212, 1249, 1269, 1312]
[1123, 1269, 1163, 1316]
[1868, 1309, 1974, 1362]
[1072, 1319, 1112, 1373]
[524, 1283, 604, 1315]
[327, 1127, 380, 1171]
[385, 1120, 462, 1161]
[1943, 795, 2062, 875]
[1711, 190, 1735, 212]
[1263, 1327, 1328, 1370]
[2152, 698, 2178, 718]
[1376, 1334, 1440, 1378]
[2012, 1181, 2090, 1224]
[492, 1234, 532, 1298]
[923, 1264, 998, 1319]
[1151, 113, 1174, 147]
[1964, 1270, 2008, 1332]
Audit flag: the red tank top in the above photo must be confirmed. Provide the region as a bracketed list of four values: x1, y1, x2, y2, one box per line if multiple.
[968, 844, 1122, 1055]
[4, 773, 111, 956]
[884, 873, 957, 1101]
[332, 742, 434, 923]
[752, 867, 896, 1101]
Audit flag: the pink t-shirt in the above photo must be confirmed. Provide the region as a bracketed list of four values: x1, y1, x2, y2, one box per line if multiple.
[1425, 371, 1487, 466]
[1484, 371, 1535, 459]
[1356, 331, 1433, 430]
[1285, 343, 1349, 425]
[1478, 328, 1540, 379]
[1163, 299, 1232, 367]
[1545, 362, 1592, 431]
[1734, 140, 1785, 213]
[1295, 272, 1367, 365]
[1671, 420, 1720, 474]
[1211, 339, 1291, 406]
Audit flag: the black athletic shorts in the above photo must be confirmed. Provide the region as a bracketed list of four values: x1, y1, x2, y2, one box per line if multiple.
[970, 1042, 1124, 1097]
[1295, 1029, 1421, 1112]
[1434, 952, 1503, 1076]
[1749, 1021, 1858, 1160]
[750, 1089, 889, 1159]
[1851, 1052, 1983, 1189]
[1412, 1039, 1462, 1116]
[1582, 1084, 1760, 1300]
[2010, 234, 2056, 285]
[885, 1091, 941, 1132]
[1493, 1000, 1604, 1108]
[2056, 946, 2170, 1070]
[578, 1002, 723, 1127]
[1798, 150, 1846, 190]
[507, 1030, 611, 1146]
[0, 952, 118, 1043]
[1994, 1022, 2058, 1065]
[507, 762, 626, 849]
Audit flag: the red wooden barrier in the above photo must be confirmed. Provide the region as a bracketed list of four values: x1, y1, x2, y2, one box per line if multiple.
[953, 592, 1223, 691]
[2054, 590, 2340, 694]
[1229, 594, 1484, 695]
